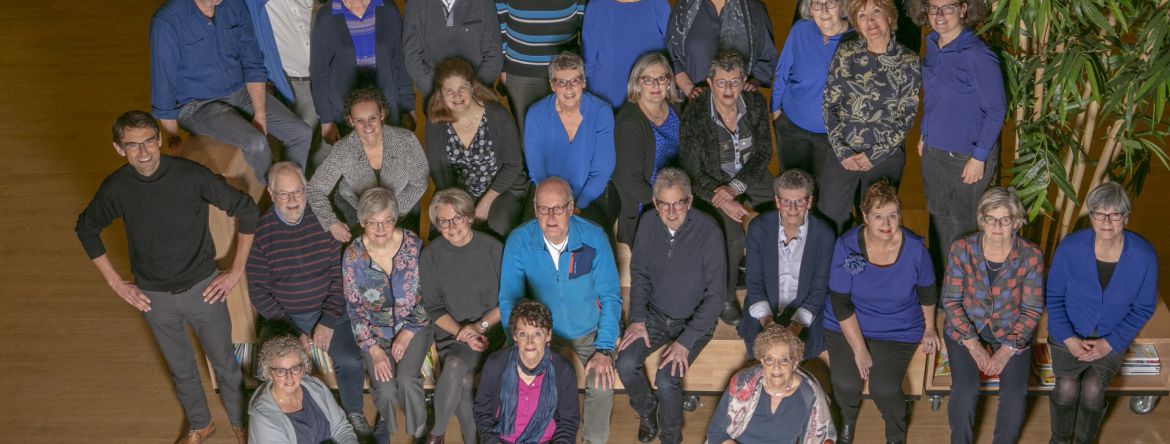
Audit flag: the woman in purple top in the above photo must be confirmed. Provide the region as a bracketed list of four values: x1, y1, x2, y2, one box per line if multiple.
[474, 300, 580, 444]
[908, 0, 1005, 275]
[341, 187, 432, 442]
[823, 181, 938, 444]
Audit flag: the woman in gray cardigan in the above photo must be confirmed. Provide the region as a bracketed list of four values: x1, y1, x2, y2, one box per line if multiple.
[248, 336, 359, 444]
[308, 87, 429, 240]
[424, 58, 529, 239]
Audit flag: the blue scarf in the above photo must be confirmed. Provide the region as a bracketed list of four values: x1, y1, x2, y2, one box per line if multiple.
[493, 346, 558, 444]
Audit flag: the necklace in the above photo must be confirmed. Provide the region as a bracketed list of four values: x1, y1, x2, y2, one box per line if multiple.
[981, 236, 1011, 270]
[763, 376, 798, 397]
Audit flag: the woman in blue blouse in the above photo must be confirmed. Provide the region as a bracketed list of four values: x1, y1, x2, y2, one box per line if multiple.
[908, 0, 1006, 276]
[824, 181, 938, 444]
[341, 187, 432, 442]
[612, 52, 683, 246]
[581, 0, 670, 109]
[821, 0, 921, 234]
[771, 0, 852, 174]
[1047, 182, 1159, 443]
[524, 52, 618, 236]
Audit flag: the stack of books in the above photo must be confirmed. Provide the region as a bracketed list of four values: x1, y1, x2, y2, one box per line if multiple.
[933, 346, 1001, 389]
[1122, 343, 1161, 376]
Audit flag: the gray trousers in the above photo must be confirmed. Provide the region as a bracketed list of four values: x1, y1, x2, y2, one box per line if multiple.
[178, 86, 312, 186]
[286, 78, 335, 172]
[364, 325, 434, 439]
[431, 333, 480, 442]
[141, 273, 244, 429]
[553, 331, 613, 444]
[921, 145, 998, 276]
[503, 74, 551, 136]
[817, 148, 906, 234]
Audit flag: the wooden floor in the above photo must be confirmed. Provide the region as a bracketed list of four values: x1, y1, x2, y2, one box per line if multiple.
[2, 1, 1169, 443]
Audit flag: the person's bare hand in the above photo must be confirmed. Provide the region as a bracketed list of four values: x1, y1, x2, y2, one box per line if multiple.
[252, 113, 268, 135]
[658, 342, 691, 378]
[321, 123, 340, 145]
[853, 346, 873, 381]
[961, 158, 985, 184]
[618, 322, 650, 352]
[916, 139, 924, 157]
[1080, 339, 1113, 362]
[203, 269, 243, 303]
[718, 200, 749, 223]
[711, 186, 737, 208]
[965, 340, 992, 374]
[986, 345, 1014, 376]
[1064, 337, 1092, 360]
[585, 352, 615, 390]
[391, 330, 415, 362]
[312, 324, 334, 353]
[112, 280, 151, 311]
[457, 324, 481, 343]
[369, 347, 393, 381]
[474, 197, 493, 221]
[920, 329, 941, 355]
[329, 223, 352, 243]
[851, 153, 874, 171]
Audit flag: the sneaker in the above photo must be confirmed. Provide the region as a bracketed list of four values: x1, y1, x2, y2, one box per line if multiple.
[347, 412, 372, 437]
[637, 403, 660, 442]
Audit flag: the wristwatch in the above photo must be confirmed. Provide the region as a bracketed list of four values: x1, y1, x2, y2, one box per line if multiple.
[478, 320, 490, 334]
[595, 349, 615, 359]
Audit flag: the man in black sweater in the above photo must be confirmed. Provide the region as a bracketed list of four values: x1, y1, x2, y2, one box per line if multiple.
[75, 111, 258, 444]
[614, 167, 726, 444]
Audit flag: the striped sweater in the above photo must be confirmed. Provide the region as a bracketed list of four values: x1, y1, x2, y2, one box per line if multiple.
[496, 0, 586, 78]
[247, 207, 347, 328]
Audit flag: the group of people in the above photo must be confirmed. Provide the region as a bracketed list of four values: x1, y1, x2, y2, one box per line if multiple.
[73, 0, 1161, 443]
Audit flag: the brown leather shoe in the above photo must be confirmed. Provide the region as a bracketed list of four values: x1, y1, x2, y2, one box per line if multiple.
[175, 423, 215, 444]
[425, 434, 445, 444]
[232, 426, 247, 444]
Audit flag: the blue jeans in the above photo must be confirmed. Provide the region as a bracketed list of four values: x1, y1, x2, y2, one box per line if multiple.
[286, 312, 365, 416]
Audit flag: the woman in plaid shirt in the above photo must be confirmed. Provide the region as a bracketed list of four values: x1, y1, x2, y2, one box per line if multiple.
[940, 187, 1043, 444]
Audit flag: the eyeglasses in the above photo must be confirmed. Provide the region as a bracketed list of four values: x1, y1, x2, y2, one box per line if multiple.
[811, 0, 839, 11]
[761, 355, 797, 367]
[274, 189, 304, 201]
[552, 76, 584, 89]
[926, 2, 961, 16]
[655, 198, 690, 213]
[121, 135, 162, 151]
[1090, 211, 1124, 222]
[269, 364, 305, 378]
[712, 78, 744, 90]
[778, 198, 810, 209]
[640, 75, 672, 86]
[442, 83, 471, 98]
[980, 215, 1014, 227]
[364, 218, 397, 230]
[435, 214, 466, 229]
[350, 114, 384, 128]
[536, 202, 571, 216]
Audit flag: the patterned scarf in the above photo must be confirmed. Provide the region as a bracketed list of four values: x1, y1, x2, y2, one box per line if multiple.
[723, 365, 837, 443]
[493, 346, 558, 444]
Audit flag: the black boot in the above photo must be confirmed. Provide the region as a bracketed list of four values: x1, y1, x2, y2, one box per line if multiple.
[1073, 404, 1107, 444]
[838, 423, 855, 444]
[1049, 397, 1077, 444]
[637, 402, 660, 442]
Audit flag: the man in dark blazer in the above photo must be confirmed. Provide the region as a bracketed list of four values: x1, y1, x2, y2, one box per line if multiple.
[738, 169, 835, 360]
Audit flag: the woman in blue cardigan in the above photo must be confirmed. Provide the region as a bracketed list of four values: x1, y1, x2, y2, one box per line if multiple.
[1046, 182, 1159, 443]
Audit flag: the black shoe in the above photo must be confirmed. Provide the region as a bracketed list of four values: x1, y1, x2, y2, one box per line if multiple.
[838, 424, 855, 444]
[719, 300, 742, 326]
[637, 403, 660, 442]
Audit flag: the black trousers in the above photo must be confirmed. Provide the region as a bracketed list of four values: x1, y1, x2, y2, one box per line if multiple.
[825, 330, 917, 444]
[816, 148, 906, 234]
[944, 332, 1031, 444]
[773, 112, 829, 175]
[695, 180, 774, 305]
[614, 305, 712, 444]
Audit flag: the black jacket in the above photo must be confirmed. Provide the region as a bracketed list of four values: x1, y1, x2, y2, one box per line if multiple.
[679, 89, 772, 203]
[424, 101, 529, 198]
[612, 101, 681, 245]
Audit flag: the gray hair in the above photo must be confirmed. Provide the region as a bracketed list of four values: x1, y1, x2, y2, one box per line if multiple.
[800, 0, 851, 21]
[652, 167, 692, 197]
[706, 50, 746, 80]
[357, 187, 399, 222]
[774, 169, 815, 197]
[428, 188, 476, 225]
[547, 52, 585, 80]
[266, 161, 306, 191]
[626, 52, 681, 104]
[256, 335, 310, 382]
[1084, 181, 1131, 216]
[534, 176, 574, 208]
[977, 187, 1026, 225]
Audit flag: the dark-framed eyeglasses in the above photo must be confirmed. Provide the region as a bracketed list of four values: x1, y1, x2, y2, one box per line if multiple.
[926, 2, 962, 16]
[640, 75, 672, 86]
[980, 215, 1014, 227]
[269, 364, 305, 378]
[121, 134, 162, 151]
[552, 76, 584, 89]
[778, 198, 810, 209]
[436, 214, 466, 229]
[712, 78, 745, 90]
[275, 189, 305, 201]
[811, 0, 840, 11]
[536, 202, 571, 216]
[1090, 211, 1124, 222]
[761, 355, 797, 367]
[655, 198, 690, 213]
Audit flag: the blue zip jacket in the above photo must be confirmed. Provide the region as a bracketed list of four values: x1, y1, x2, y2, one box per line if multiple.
[1047, 228, 1159, 353]
[244, 0, 296, 103]
[499, 216, 622, 350]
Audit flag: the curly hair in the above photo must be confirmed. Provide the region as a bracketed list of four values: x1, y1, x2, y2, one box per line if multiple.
[861, 180, 901, 215]
[752, 324, 805, 363]
[509, 299, 553, 336]
[256, 335, 310, 382]
[344, 85, 391, 120]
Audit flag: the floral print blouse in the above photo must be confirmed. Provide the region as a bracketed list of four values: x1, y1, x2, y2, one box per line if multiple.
[823, 36, 921, 165]
[342, 229, 428, 352]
